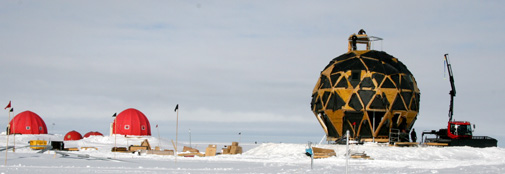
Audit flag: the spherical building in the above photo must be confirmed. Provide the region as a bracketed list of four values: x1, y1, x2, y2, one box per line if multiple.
[112, 108, 151, 136]
[83, 131, 104, 138]
[8, 110, 48, 135]
[311, 31, 420, 142]
[64, 130, 83, 141]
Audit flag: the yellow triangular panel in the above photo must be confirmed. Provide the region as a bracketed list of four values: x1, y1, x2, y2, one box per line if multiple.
[382, 89, 397, 106]
[326, 110, 345, 137]
[335, 89, 354, 103]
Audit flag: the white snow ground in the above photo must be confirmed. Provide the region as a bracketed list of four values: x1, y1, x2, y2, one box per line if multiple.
[1, 134, 504, 174]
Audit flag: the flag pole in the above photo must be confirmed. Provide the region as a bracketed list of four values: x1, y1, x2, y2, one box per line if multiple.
[12, 108, 15, 152]
[5, 109, 10, 165]
[157, 124, 160, 148]
[112, 113, 117, 159]
[174, 104, 179, 163]
[176, 105, 179, 155]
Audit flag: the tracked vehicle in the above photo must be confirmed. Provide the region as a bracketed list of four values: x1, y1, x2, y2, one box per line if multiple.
[422, 54, 497, 147]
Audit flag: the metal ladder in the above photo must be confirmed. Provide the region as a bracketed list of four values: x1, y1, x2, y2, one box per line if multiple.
[389, 129, 400, 144]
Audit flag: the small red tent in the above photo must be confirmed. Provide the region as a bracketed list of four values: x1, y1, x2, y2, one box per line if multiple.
[83, 131, 103, 138]
[8, 110, 48, 134]
[64, 130, 83, 141]
[112, 108, 151, 136]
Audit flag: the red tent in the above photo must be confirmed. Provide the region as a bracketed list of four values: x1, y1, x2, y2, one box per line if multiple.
[112, 108, 151, 136]
[83, 131, 104, 138]
[8, 110, 48, 134]
[64, 130, 83, 141]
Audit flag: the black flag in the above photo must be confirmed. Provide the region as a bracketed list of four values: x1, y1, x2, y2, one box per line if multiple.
[112, 113, 117, 117]
[9, 108, 13, 112]
[174, 104, 179, 112]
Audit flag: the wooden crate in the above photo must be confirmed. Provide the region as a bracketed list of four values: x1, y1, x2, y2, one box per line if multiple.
[205, 145, 217, 157]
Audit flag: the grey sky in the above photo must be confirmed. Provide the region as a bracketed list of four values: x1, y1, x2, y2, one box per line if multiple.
[1, 1, 504, 146]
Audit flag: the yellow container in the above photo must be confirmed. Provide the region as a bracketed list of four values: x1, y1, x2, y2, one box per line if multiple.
[29, 140, 47, 150]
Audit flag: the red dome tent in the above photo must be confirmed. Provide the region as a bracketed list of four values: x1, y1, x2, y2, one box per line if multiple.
[112, 108, 151, 136]
[64, 130, 83, 141]
[8, 110, 48, 134]
[83, 131, 104, 138]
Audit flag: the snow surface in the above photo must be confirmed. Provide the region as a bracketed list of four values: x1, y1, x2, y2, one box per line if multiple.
[1, 134, 505, 174]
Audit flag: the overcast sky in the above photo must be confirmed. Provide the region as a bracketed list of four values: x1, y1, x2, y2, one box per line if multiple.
[1, 1, 504, 146]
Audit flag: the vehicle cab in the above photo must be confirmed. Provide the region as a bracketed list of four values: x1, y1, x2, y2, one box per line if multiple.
[447, 121, 473, 139]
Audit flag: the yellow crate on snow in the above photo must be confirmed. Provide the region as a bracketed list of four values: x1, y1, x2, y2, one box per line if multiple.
[29, 140, 47, 150]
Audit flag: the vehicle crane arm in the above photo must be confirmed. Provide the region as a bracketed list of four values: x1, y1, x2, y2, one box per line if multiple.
[444, 54, 456, 122]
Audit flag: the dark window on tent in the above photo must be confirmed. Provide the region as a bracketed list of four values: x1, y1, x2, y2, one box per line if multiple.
[334, 52, 356, 62]
[360, 77, 374, 88]
[326, 93, 344, 110]
[26, 126, 30, 130]
[383, 63, 399, 75]
[343, 111, 363, 138]
[359, 119, 372, 138]
[392, 94, 407, 111]
[397, 63, 413, 75]
[350, 70, 361, 88]
[410, 98, 418, 111]
[332, 58, 367, 72]
[362, 58, 385, 73]
[125, 125, 130, 130]
[39, 126, 42, 130]
[348, 93, 363, 111]
[400, 75, 413, 89]
[321, 113, 339, 137]
[361, 50, 395, 61]
[320, 75, 331, 89]
[330, 73, 341, 87]
[358, 90, 375, 108]
[321, 91, 331, 107]
[336, 77, 349, 88]
[347, 58, 367, 70]
[141, 125, 145, 130]
[325, 52, 357, 71]
[390, 74, 400, 87]
[401, 92, 413, 110]
[380, 77, 396, 88]
[411, 93, 421, 111]
[330, 92, 345, 110]
[332, 61, 346, 73]
[372, 73, 385, 87]
[351, 70, 361, 80]
[369, 95, 387, 109]
[367, 111, 386, 134]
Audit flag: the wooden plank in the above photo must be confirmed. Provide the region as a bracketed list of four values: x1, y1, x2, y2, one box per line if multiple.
[147, 150, 174, 156]
[425, 142, 448, 146]
[177, 152, 204, 157]
[394, 142, 419, 147]
[65, 148, 79, 151]
[81, 147, 98, 150]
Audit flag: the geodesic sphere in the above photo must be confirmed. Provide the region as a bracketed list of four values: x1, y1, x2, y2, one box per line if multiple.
[311, 50, 420, 140]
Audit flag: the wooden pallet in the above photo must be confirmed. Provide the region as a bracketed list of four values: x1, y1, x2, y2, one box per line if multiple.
[350, 152, 372, 160]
